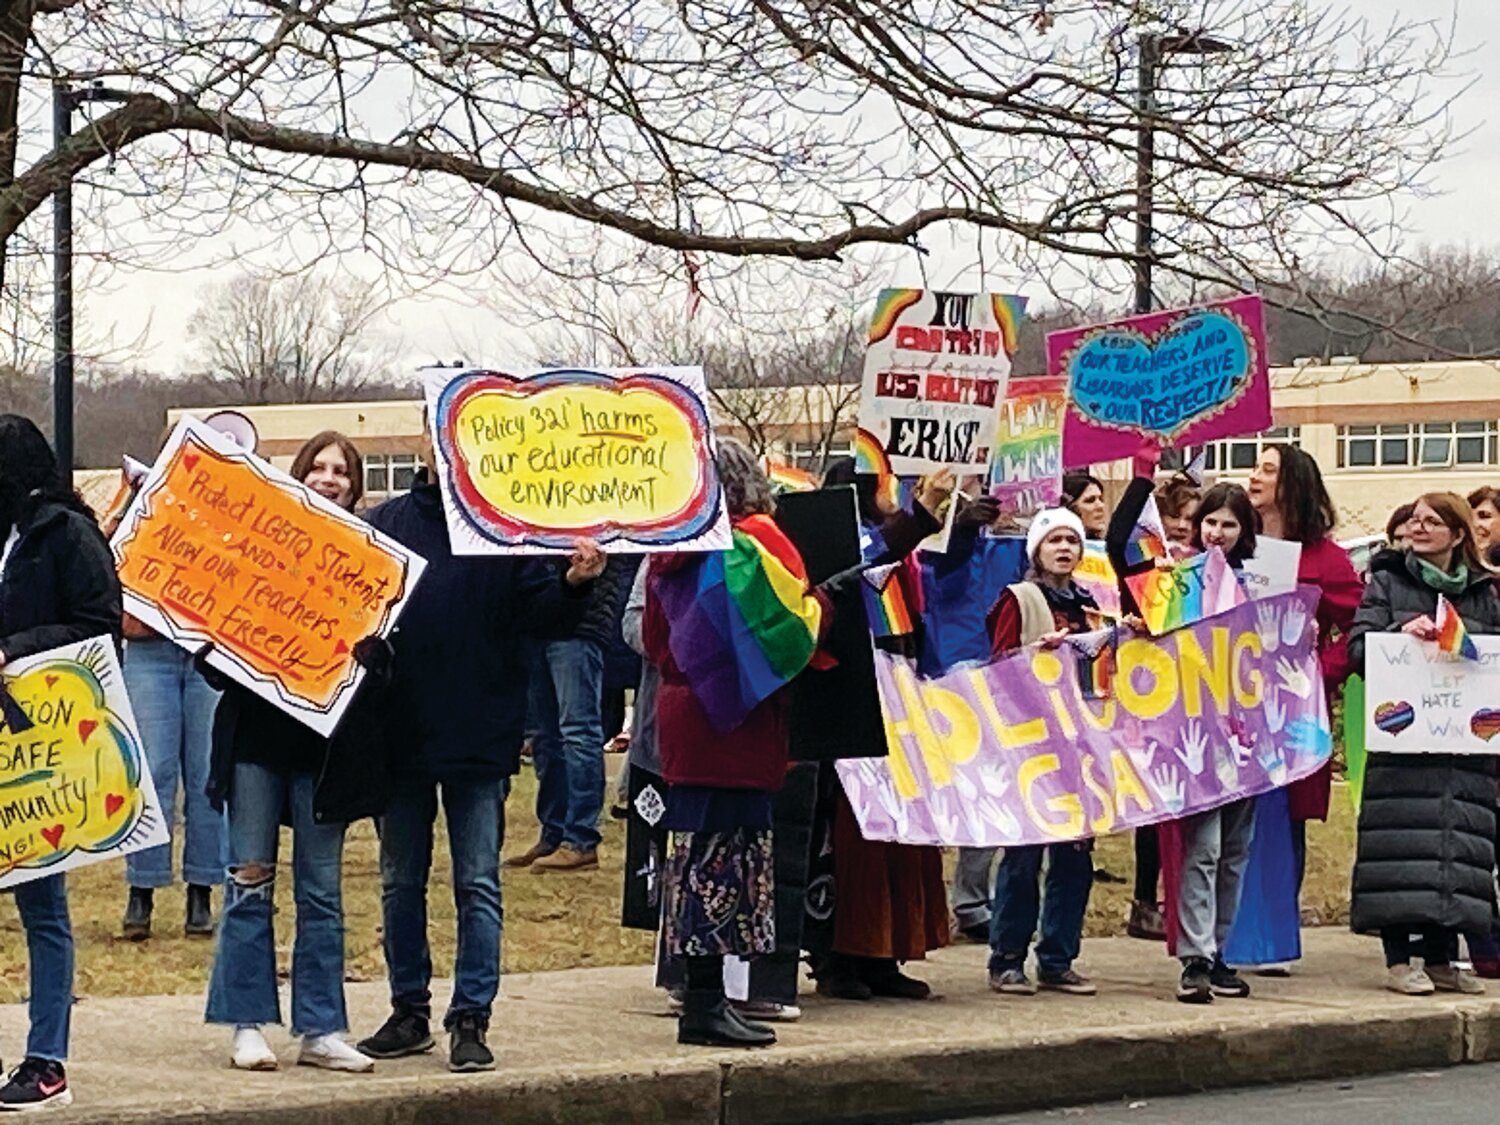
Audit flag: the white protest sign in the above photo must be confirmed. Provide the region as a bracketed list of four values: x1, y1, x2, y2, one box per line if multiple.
[1242, 536, 1302, 600]
[1365, 632, 1500, 753]
[859, 288, 1026, 475]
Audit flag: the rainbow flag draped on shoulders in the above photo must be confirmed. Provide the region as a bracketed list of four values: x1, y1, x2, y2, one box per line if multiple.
[654, 514, 826, 732]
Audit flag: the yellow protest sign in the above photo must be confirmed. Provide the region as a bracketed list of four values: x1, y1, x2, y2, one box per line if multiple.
[0, 638, 168, 890]
[426, 366, 731, 554]
[111, 419, 426, 735]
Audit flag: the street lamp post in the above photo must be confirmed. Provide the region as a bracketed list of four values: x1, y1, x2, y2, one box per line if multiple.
[1133, 31, 1233, 316]
[52, 79, 130, 480]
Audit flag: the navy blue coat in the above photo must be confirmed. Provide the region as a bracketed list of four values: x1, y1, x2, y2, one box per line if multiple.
[365, 480, 590, 782]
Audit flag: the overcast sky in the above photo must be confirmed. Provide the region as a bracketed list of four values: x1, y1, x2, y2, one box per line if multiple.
[68, 0, 1500, 377]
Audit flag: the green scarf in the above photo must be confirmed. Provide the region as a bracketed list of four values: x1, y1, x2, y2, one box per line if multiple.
[1410, 552, 1468, 596]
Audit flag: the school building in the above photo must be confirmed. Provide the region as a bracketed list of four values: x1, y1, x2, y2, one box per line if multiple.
[145, 359, 1500, 537]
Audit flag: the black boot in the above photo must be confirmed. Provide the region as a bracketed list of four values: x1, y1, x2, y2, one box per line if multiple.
[185, 884, 215, 938]
[814, 953, 873, 1001]
[122, 887, 153, 941]
[860, 957, 932, 1000]
[678, 990, 776, 1048]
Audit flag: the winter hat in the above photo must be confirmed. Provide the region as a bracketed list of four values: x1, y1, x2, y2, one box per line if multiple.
[1026, 507, 1086, 562]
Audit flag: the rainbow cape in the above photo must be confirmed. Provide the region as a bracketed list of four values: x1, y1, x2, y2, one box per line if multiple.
[1436, 593, 1479, 660]
[654, 514, 824, 732]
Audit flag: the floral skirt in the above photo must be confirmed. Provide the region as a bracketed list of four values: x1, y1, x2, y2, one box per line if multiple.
[663, 828, 775, 958]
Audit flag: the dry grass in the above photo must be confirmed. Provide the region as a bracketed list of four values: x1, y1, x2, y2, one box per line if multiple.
[0, 764, 1357, 1003]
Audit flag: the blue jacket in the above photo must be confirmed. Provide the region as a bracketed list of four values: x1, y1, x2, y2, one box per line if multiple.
[365, 480, 590, 781]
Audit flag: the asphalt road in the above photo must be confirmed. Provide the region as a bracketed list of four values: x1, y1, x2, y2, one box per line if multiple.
[941, 1064, 1500, 1124]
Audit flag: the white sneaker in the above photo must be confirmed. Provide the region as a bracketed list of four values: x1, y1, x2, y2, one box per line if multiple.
[231, 1026, 279, 1071]
[1386, 963, 1436, 995]
[298, 1034, 375, 1073]
[1427, 964, 1485, 994]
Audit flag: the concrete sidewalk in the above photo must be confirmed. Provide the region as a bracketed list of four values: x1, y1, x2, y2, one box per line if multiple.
[4, 928, 1496, 1124]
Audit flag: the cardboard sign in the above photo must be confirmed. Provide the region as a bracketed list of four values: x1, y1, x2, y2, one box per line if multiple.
[1074, 542, 1122, 619]
[988, 376, 1065, 520]
[1241, 536, 1303, 600]
[0, 638, 169, 890]
[1124, 548, 1247, 635]
[837, 590, 1330, 847]
[1053, 295, 1270, 466]
[426, 366, 730, 555]
[859, 288, 1027, 475]
[111, 420, 426, 736]
[1365, 633, 1500, 753]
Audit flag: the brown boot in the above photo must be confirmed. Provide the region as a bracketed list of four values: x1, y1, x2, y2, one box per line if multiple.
[502, 841, 557, 869]
[1127, 899, 1166, 941]
[531, 845, 599, 873]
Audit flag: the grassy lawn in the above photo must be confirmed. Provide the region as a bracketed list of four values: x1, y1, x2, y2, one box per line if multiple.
[0, 764, 1358, 1004]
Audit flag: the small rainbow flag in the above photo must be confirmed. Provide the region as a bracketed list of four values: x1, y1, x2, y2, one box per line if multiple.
[852, 427, 901, 510]
[861, 564, 916, 638]
[1435, 594, 1479, 660]
[653, 514, 826, 732]
[1123, 494, 1170, 566]
[765, 459, 818, 494]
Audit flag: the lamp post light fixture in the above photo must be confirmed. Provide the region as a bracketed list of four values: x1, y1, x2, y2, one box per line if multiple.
[1134, 31, 1234, 316]
[52, 79, 131, 479]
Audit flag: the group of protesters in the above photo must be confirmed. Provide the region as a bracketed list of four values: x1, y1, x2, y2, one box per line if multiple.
[3, 406, 1500, 1109]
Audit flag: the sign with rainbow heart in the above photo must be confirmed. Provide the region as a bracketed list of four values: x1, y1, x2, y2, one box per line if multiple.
[837, 590, 1330, 847]
[0, 638, 169, 890]
[1365, 633, 1500, 753]
[1052, 294, 1270, 466]
[426, 366, 730, 555]
[859, 288, 1027, 475]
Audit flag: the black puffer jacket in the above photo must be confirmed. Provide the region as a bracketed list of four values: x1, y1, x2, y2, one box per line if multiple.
[0, 498, 121, 661]
[1348, 550, 1500, 934]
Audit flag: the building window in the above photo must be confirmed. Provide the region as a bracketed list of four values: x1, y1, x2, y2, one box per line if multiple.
[780, 440, 852, 472]
[1337, 422, 1499, 469]
[1163, 427, 1299, 473]
[364, 453, 419, 495]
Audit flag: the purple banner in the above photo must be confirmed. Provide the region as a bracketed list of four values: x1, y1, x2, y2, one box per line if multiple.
[837, 590, 1330, 846]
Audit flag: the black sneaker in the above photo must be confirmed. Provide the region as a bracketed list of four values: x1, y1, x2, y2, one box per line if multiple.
[1210, 958, 1251, 998]
[448, 1013, 495, 1073]
[0, 1057, 72, 1111]
[1177, 957, 1214, 1004]
[357, 1008, 435, 1059]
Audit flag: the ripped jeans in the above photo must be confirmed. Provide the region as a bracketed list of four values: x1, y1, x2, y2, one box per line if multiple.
[205, 762, 348, 1037]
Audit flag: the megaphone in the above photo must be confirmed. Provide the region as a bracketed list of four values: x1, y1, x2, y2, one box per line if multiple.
[202, 410, 259, 454]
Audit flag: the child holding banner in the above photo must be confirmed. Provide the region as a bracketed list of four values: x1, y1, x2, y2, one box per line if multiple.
[0, 415, 123, 1111]
[204, 432, 391, 1074]
[985, 507, 1100, 996]
[1349, 492, 1500, 996]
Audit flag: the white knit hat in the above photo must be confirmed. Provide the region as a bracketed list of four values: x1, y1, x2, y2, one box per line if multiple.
[1026, 507, 1087, 562]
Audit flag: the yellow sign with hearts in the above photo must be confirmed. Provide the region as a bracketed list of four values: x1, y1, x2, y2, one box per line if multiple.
[0, 638, 167, 889]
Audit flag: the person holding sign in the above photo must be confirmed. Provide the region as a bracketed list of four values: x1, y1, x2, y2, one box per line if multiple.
[203, 433, 388, 1074]
[1349, 492, 1500, 996]
[1248, 446, 1363, 911]
[984, 507, 1100, 997]
[356, 425, 604, 1074]
[0, 415, 123, 1111]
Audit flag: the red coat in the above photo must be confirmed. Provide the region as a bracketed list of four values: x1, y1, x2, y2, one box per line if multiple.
[643, 522, 827, 793]
[1286, 535, 1363, 822]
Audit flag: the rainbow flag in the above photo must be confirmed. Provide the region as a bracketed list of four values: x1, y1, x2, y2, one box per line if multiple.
[1124, 548, 1246, 635]
[653, 514, 824, 732]
[1436, 594, 1479, 660]
[765, 460, 819, 494]
[1123, 494, 1170, 566]
[861, 564, 916, 638]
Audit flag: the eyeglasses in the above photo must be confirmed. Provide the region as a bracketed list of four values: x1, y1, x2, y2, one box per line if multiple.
[1410, 516, 1451, 531]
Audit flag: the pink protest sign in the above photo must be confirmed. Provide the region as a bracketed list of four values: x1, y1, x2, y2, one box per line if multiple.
[1053, 294, 1270, 467]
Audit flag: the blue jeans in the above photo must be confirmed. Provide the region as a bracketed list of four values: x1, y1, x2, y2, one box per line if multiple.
[989, 842, 1094, 978]
[379, 779, 504, 1026]
[529, 638, 605, 852]
[123, 638, 226, 887]
[205, 763, 349, 1036]
[13, 875, 72, 1061]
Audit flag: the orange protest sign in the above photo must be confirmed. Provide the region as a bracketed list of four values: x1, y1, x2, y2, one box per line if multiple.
[111, 420, 425, 734]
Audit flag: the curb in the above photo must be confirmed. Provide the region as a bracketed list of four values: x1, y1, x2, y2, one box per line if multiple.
[51, 1001, 1500, 1125]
